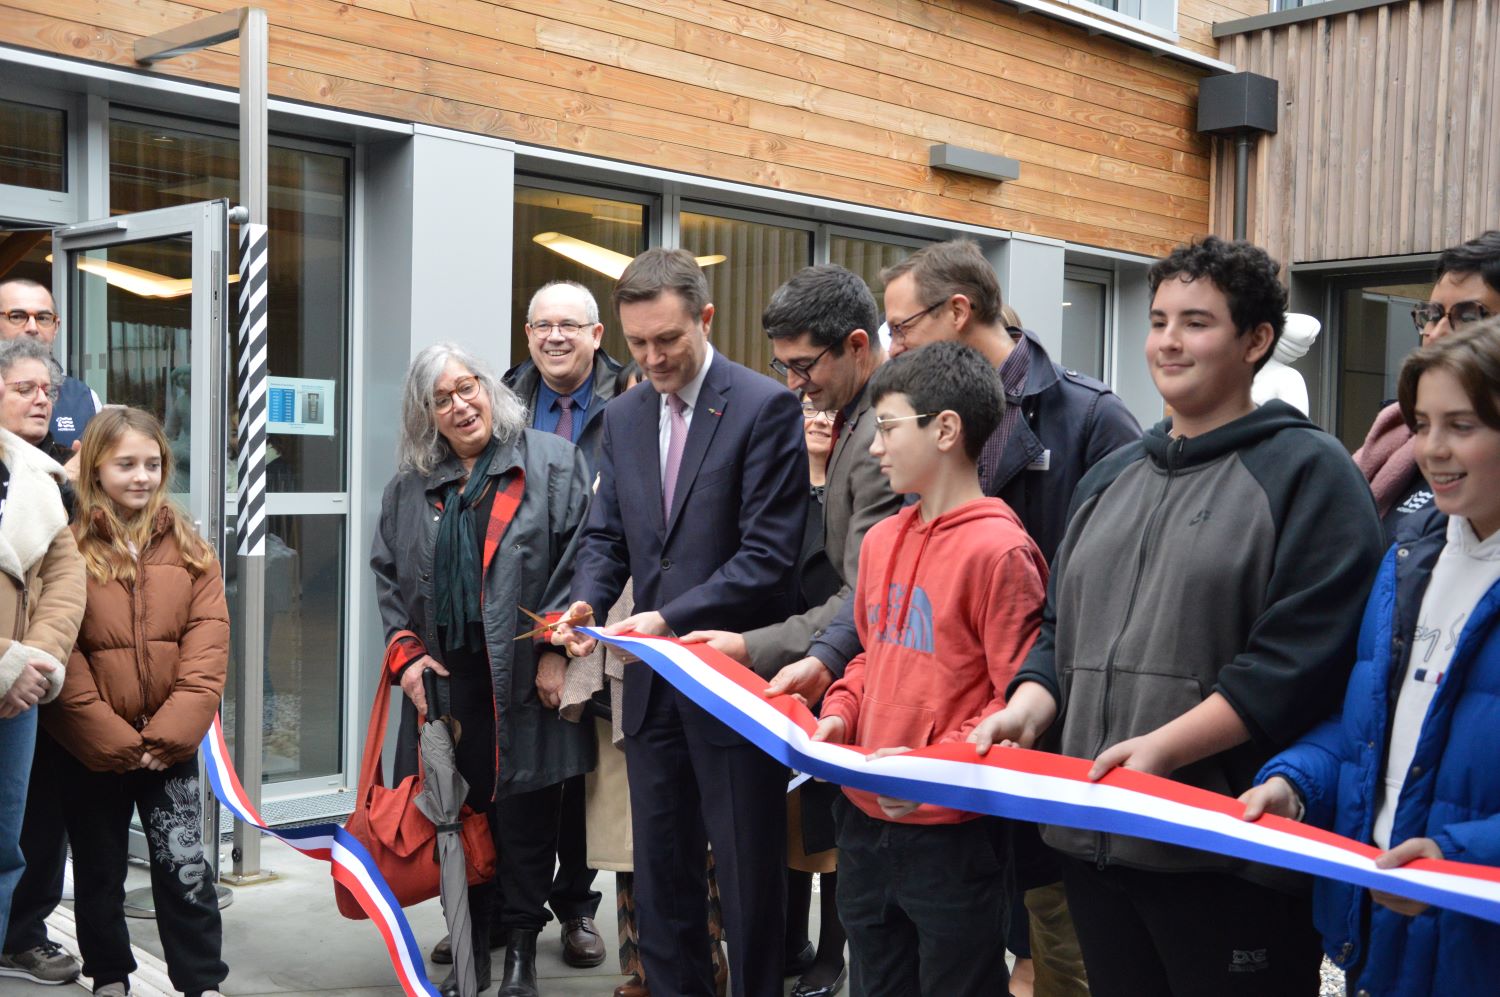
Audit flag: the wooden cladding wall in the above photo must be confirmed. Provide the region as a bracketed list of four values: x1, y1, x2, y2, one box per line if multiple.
[0, 0, 1218, 257]
[1215, 0, 1500, 265]
[1178, 0, 1265, 56]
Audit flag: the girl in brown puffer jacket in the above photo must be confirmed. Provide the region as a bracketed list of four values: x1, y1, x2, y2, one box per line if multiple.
[44, 408, 228, 997]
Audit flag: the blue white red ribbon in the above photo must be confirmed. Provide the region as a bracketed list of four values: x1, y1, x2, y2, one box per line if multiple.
[200, 716, 440, 996]
[586, 628, 1500, 925]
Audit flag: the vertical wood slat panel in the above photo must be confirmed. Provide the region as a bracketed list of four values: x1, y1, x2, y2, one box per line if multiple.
[1344, 12, 1368, 260]
[1309, 17, 1331, 259]
[1463, 0, 1490, 233]
[1488, 0, 1500, 228]
[1220, 0, 1498, 265]
[1292, 21, 1314, 264]
[1348, 12, 1374, 261]
[1429, 0, 1454, 252]
[1398, 0, 1422, 255]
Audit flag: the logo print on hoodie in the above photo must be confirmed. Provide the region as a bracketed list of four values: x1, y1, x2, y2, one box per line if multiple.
[867, 582, 934, 654]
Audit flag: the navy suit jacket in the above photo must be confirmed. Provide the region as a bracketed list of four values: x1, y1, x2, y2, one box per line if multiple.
[571, 352, 809, 739]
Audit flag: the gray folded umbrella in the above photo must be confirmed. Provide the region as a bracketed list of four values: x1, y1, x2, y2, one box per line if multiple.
[414, 686, 477, 997]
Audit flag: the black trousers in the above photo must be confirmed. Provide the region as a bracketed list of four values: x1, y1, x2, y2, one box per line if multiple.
[625, 686, 787, 997]
[57, 749, 225, 996]
[833, 797, 1010, 997]
[4, 729, 68, 954]
[547, 772, 600, 921]
[467, 779, 566, 963]
[1059, 856, 1323, 997]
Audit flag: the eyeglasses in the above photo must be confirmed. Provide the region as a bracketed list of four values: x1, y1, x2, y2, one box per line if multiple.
[1411, 300, 1492, 334]
[3, 380, 59, 403]
[886, 301, 944, 341]
[872, 412, 937, 437]
[800, 402, 834, 423]
[433, 377, 481, 412]
[528, 320, 590, 336]
[2, 310, 58, 332]
[771, 336, 845, 380]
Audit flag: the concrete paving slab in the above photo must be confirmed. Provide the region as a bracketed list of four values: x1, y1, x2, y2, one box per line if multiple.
[20, 837, 827, 996]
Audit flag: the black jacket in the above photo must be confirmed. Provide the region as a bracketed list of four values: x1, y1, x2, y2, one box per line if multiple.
[503, 350, 626, 477]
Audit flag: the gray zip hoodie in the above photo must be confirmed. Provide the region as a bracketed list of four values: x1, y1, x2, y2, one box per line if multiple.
[1011, 401, 1385, 883]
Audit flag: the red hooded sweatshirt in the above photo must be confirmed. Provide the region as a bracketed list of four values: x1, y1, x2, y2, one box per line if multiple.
[821, 497, 1047, 825]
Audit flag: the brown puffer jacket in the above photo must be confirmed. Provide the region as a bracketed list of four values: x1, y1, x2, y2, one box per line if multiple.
[44, 510, 229, 773]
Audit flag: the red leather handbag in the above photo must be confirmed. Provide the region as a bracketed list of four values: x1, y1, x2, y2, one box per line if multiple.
[334, 645, 495, 920]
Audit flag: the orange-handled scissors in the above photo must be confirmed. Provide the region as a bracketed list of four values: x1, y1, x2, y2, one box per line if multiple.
[513, 605, 591, 642]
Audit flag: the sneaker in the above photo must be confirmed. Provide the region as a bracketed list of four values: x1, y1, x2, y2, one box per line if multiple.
[94, 984, 129, 997]
[0, 941, 83, 985]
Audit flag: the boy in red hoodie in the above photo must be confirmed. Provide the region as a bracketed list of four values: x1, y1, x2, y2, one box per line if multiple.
[812, 341, 1048, 997]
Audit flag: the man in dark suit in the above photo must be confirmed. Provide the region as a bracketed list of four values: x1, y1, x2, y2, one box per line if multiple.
[558, 248, 808, 997]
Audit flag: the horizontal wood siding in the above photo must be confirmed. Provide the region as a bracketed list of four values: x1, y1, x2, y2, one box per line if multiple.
[1178, 0, 1266, 56]
[1215, 0, 1500, 264]
[0, 0, 1218, 256]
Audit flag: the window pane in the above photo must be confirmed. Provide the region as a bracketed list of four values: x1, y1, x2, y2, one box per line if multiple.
[681, 211, 811, 374]
[1336, 278, 1432, 450]
[829, 235, 914, 302]
[222, 513, 346, 784]
[1061, 277, 1107, 380]
[109, 120, 350, 493]
[72, 239, 195, 493]
[0, 99, 66, 192]
[512, 186, 647, 371]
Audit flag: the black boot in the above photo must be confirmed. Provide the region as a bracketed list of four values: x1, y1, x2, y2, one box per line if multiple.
[496, 930, 538, 997]
[438, 947, 492, 997]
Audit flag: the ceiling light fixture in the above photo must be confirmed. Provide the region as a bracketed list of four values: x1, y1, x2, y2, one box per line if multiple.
[48, 254, 239, 298]
[532, 232, 725, 279]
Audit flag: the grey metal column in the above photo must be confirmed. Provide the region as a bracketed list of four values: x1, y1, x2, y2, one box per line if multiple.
[137, 6, 275, 882]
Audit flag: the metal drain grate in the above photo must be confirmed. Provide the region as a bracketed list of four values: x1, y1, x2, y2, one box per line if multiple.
[216, 789, 355, 836]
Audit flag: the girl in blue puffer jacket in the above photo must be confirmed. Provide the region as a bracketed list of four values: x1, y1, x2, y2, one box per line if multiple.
[1239, 317, 1500, 997]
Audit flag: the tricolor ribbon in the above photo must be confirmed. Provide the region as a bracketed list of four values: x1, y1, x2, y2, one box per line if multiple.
[584, 627, 1500, 925]
[200, 716, 440, 996]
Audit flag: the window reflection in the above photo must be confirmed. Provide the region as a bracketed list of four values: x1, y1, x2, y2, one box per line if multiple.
[681, 211, 811, 374]
[0, 99, 66, 192]
[1337, 277, 1433, 450]
[512, 186, 646, 370]
[221, 513, 346, 784]
[109, 119, 349, 493]
[1062, 270, 1110, 381]
[830, 235, 914, 301]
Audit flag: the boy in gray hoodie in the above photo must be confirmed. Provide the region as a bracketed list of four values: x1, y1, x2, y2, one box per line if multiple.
[972, 237, 1386, 996]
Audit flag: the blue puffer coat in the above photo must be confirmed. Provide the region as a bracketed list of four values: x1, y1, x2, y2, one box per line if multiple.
[1258, 508, 1500, 996]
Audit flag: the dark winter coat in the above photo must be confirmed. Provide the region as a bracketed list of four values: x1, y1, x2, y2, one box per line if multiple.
[371, 429, 594, 800]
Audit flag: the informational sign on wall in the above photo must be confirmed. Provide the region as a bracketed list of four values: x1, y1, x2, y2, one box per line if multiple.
[266, 376, 336, 436]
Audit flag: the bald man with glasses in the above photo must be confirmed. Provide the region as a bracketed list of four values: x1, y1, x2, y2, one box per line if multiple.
[0, 279, 99, 452]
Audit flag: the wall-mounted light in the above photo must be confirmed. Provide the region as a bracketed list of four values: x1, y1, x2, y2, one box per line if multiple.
[533, 232, 726, 279]
[928, 144, 1021, 184]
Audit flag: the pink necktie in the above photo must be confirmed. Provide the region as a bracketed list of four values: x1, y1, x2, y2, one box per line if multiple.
[662, 393, 688, 517]
[554, 395, 575, 442]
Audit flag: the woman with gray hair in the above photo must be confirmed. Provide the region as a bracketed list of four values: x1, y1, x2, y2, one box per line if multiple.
[370, 342, 593, 997]
[0, 338, 72, 465]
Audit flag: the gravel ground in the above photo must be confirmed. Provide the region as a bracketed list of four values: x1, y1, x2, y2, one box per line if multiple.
[1321, 957, 1346, 995]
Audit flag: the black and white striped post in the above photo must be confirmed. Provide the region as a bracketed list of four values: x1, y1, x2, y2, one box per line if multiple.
[231, 220, 271, 880]
[236, 223, 269, 560]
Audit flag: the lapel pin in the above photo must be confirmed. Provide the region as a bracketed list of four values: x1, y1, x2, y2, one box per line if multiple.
[707, 406, 722, 417]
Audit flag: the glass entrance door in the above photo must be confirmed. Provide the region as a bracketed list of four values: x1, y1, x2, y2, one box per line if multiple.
[52, 199, 230, 552]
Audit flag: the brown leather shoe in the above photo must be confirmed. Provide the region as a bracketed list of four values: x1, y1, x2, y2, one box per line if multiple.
[560, 916, 606, 968]
[612, 974, 648, 997]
